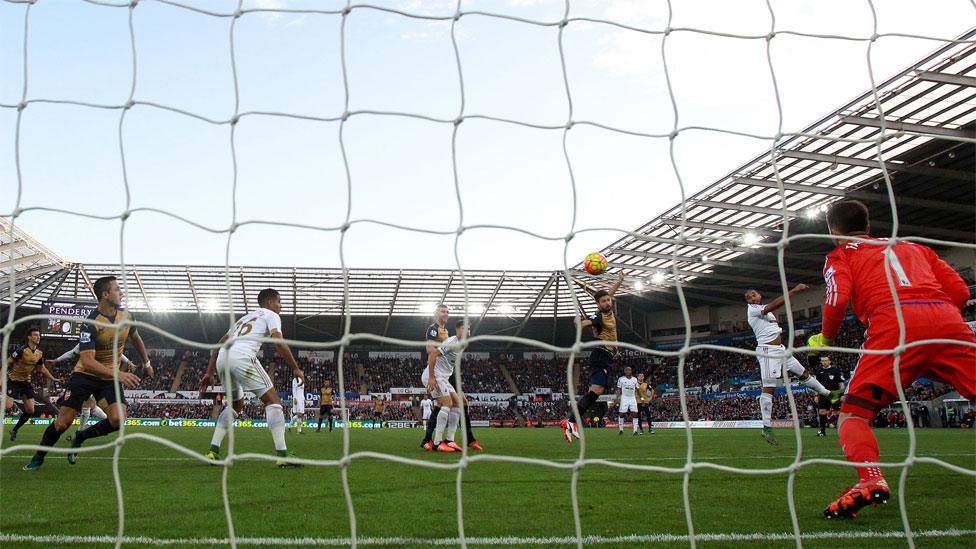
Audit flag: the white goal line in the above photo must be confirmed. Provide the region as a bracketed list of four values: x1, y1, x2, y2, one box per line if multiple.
[1, 528, 973, 547]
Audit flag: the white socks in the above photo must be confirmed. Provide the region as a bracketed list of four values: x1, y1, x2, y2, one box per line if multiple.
[293, 414, 303, 433]
[79, 407, 91, 431]
[618, 416, 625, 432]
[801, 375, 830, 397]
[786, 357, 830, 397]
[632, 418, 639, 432]
[266, 404, 287, 452]
[447, 408, 460, 442]
[434, 406, 450, 444]
[759, 393, 773, 427]
[211, 406, 238, 449]
[79, 406, 107, 431]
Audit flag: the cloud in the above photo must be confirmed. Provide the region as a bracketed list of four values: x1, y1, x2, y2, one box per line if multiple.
[400, 31, 433, 41]
[601, 0, 666, 28]
[397, 19, 458, 43]
[583, 0, 667, 77]
[251, 0, 309, 26]
[591, 28, 662, 77]
[253, 0, 285, 23]
[507, 0, 561, 6]
[397, 0, 457, 15]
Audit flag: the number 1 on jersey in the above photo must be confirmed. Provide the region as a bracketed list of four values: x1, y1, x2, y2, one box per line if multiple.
[883, 248, 912, 287]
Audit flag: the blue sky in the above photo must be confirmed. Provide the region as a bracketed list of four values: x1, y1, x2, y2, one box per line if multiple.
[1, 0, 972, 270]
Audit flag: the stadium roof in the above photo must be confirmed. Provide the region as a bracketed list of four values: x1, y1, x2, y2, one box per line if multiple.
[0, 217, 70, 308]
[2, 31, 974, 323]
[590, 31, 976, 310]
[36, 264, 593, 319]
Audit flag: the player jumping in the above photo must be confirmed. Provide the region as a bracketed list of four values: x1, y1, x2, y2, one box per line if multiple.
[561, 271, 625, 443]
[745, 285, 841, 446]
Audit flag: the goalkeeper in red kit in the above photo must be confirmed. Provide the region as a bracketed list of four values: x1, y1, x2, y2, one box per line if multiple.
[807, 200, 975, 519]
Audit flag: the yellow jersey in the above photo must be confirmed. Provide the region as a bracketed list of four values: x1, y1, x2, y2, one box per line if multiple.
[8, 344, 43, 382]
[588, 310, 618, 355]
[74, 308, 138, 380]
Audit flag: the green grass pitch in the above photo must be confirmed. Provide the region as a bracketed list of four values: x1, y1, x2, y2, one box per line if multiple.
[1, 425, 973, 548]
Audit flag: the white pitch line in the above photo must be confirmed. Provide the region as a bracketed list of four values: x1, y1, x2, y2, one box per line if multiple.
[1, 453, 972, 463]
[0, 528, 973, 546]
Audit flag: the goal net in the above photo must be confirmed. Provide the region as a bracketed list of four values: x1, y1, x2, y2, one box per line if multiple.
[1, 1, 974, 547]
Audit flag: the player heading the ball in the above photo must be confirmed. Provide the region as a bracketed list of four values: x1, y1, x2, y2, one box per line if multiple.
[561, 271, 624, 443]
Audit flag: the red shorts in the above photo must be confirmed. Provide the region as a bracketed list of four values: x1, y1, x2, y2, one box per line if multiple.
[841, 303, 976, 419]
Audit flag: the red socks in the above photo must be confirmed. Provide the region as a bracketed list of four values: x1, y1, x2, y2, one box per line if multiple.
[839, 417, 884, 483]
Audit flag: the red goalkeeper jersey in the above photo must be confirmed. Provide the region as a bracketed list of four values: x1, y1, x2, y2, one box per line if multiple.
[821, 237, 970, 340]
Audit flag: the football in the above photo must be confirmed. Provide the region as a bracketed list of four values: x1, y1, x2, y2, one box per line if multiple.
[583, 252, 608, 275]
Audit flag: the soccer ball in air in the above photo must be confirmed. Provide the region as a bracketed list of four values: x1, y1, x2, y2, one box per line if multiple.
[583, 252, 608, 275]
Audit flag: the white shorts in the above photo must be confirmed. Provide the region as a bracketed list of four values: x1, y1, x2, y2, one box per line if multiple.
[421, 369, 455, 400]
[216, 352, 274, 401]
[293, 398, 306, 415]
[422, 411, 432, 420]
[618, 399, 638, 414]
[756, 344, 805, 388]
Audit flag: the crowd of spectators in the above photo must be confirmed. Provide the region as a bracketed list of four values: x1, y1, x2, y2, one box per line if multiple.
[940, 404, 976, 428]
[27, 318, 890, 399]
[359, 358, 417, 392]
[902, 382, 954, 401]
[42, 349, 178, 393]
[380, 403, 414, 421]
[174, 351, 209, 391]
[145, 357, 179, 391]
[512, 392, 823, 424]
[518, 400, 562, 421]
[651, 392, 818, 423]
[506, 359, 567, 392]
[474, 404, 519, 421]
[127, 402, 212, 419]
[355, 357, 511, 393]
[21, 312, 969, 427]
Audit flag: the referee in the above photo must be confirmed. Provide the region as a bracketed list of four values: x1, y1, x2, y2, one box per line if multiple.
[812, 355, 845, 436]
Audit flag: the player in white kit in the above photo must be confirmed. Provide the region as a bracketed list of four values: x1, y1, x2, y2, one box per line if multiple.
[745, 285, 840, 446]
[420, 396, 433, 429]
[615, 367, 640, 436]
[289, 375, 306, 434]
[421, 320, 468, 453]
[198, 288, 305, 466]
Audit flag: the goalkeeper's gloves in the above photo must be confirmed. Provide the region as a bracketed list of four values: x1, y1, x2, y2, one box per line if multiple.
[806, 333, 833, 355]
